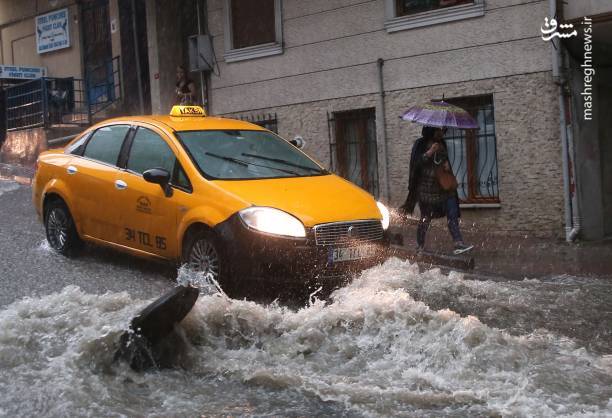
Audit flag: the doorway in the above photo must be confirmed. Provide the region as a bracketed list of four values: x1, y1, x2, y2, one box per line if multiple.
[81, 0, 115, 113]
[599, 68, 612, 237]
[118, 0, 151, 115]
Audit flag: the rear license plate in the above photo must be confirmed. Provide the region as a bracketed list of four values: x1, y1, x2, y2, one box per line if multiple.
[330, 246, 377, 263]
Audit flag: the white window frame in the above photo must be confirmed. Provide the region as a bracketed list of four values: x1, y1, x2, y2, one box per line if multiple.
[384, 0, 484, 33]
[223, 0, 283, 63]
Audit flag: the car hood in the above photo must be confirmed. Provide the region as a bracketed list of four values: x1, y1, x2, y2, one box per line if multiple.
[213, 174, 382, 227]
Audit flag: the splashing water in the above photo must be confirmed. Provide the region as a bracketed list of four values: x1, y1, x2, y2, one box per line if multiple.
[0, 259, 610, 417]
[176, 264, 228, 297]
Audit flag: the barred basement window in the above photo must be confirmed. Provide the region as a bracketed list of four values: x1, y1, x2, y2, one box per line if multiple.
[396, 0, 473, 16]
[239, 113, 278, 133]
[444, 95, 500, 203]
[329, 108, 380, 198]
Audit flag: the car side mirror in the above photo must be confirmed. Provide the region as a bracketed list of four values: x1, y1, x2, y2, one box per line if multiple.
[143, 168, 173, 197]
[289, 135, 305, 149]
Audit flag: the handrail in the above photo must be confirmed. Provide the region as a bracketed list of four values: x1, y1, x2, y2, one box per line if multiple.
[3, 56, 123, 132]
[4, 77, 90, 131]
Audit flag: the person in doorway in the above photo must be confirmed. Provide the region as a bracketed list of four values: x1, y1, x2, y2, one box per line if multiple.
[175, 65, 196, 105]
[399, 126, 473, 255]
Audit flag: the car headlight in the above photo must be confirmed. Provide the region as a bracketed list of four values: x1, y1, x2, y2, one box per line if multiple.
[239, 207, 306, 238]
[377, 201, 390, 230]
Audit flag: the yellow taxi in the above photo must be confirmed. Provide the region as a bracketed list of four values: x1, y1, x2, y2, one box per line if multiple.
[33, 106, 390, 292]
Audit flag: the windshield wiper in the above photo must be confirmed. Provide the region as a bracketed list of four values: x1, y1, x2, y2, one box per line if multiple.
[241, 153, 326, 173]
[205, 152, 298, 175]
[205, 152, 249, 166]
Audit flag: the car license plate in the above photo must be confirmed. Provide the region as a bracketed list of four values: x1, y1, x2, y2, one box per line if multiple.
[330, 246, 376, 263]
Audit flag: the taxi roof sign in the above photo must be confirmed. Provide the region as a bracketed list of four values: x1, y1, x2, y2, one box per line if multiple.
[170, 105, 206, 117]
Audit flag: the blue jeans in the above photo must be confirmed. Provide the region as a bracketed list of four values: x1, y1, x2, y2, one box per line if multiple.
[417, 196, 463, 247]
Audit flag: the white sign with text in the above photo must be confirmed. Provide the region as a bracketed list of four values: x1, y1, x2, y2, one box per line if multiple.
[0, 65, 47, 80]
[36, 8, 70, 54]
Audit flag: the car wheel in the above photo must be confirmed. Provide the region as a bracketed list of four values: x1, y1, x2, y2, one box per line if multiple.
[183, 229, 227, 286]
[44, 200, 81, 256]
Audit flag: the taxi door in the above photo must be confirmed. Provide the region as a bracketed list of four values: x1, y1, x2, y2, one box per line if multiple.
[68, 124, 131, 243]
[113, 126, 182, 258]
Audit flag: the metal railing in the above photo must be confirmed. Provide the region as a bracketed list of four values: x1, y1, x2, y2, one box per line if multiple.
[328, 108, 380, 199]
[87, 55, 122, 116]
[444, 96, 500, 202]
[238, 113, 278, 133]
[4, 56, 122, 132]
[5, 77, 90, 131]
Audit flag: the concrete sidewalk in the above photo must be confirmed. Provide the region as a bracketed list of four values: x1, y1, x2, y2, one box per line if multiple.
[389, 220, 612, 280]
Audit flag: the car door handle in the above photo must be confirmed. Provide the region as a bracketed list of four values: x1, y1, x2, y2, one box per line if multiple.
[67, 165, 77, 175]
[115, 180, 128, 190]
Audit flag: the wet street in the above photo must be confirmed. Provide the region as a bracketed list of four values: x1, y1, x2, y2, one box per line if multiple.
[1, 179, 611, 417]
[0, 180, 174, 308]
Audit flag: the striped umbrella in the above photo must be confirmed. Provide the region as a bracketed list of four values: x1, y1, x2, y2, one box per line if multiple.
[401, 101, 479, 129]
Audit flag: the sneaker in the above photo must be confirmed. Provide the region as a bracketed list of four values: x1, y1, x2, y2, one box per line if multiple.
[453, 242, 474, 255]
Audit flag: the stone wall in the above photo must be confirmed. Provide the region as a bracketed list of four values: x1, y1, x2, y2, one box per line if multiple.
[224, 71, 564, 239]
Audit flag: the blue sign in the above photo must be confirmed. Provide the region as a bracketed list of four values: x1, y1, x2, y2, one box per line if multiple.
[36, 8, 71, 54]
[0, 65, 47, 80]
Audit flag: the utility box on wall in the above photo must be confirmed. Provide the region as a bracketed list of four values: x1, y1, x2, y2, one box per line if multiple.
[188, 35, 214, 72]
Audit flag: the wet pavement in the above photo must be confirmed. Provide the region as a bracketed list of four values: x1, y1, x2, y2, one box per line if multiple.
[0, 180, 174, 308]
[390, 219, 612, 280]
[1, 178, 612, 417]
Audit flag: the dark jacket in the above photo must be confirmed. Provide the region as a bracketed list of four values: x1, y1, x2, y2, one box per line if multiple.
[400, 136, 460, 218]
[401, 136, 427, 215]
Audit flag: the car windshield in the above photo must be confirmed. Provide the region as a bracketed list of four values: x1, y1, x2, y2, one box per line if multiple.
[176, 130, 327, 180]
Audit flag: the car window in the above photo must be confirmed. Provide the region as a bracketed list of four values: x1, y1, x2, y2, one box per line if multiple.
[83, 125, 130, 166]
[65, 132, 91, 156]
[127, 127, 176, 175]
[176, 130, 326, 180]
[173, 162, 192, 191]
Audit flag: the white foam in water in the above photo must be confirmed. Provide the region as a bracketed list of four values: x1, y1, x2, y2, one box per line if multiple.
[176, 264, 228, 298]
[0, 259, 610, 417]
[36, 239, 52, 253]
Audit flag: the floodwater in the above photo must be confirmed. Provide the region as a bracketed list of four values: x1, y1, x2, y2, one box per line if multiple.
[1, 258, 611, 417]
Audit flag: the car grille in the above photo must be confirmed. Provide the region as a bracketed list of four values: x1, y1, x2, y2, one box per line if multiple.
[313, 220, 383, 246]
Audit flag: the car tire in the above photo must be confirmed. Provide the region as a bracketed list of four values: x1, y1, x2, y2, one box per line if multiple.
[182, 228, 230, 290]
[44, 199, 82, 256]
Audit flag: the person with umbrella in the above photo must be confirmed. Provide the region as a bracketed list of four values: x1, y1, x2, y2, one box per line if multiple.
[399, 101, 475, 255]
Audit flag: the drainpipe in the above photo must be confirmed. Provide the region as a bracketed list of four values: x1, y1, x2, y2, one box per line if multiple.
[567, 122, 581, 241]
[376, 58, 391, 202]
[196, 0, 207, 110]
[131, 0, 145, 114]
[549, 0, 579, 242]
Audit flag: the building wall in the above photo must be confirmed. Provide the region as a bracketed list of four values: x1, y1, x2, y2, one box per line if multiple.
[223, 71, 563, 238]
[207, 0, 551, 114]
[207, 0, 563, 237]
[0, 0, 83, 78]
[564, 0, 612, 21]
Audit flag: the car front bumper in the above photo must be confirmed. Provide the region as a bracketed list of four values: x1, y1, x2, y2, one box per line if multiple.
[214, 214, 390, 290]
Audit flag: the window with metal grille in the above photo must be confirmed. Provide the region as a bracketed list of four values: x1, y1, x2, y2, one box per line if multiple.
[444, 95, 500, 203]
[230, 0, 275, 49]
[329, 108, 380, 198]
[239, 113, 278, 133]
[396, 0, 473, 16]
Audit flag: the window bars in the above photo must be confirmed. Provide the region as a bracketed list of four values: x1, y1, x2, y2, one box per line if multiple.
[444, 95, 500, 203]
[238, 113, 278, 133]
